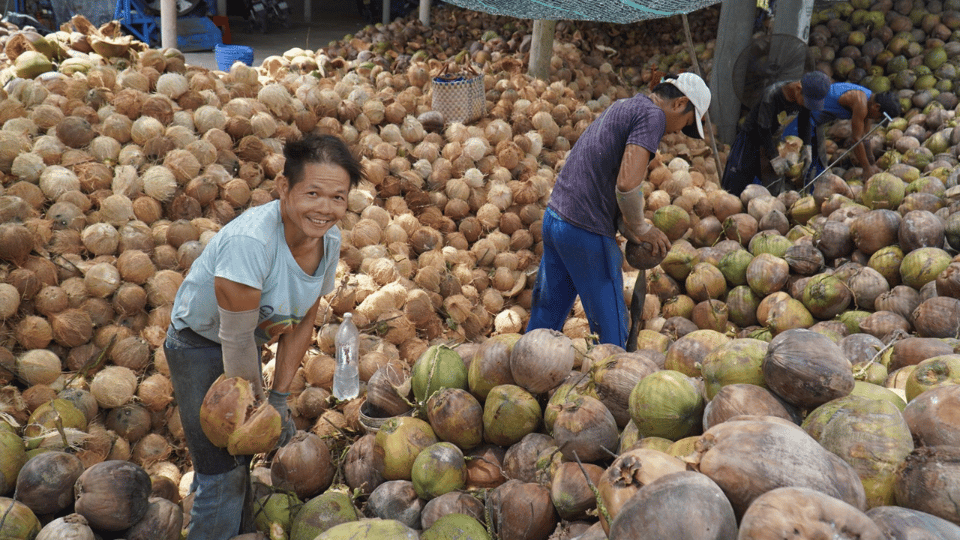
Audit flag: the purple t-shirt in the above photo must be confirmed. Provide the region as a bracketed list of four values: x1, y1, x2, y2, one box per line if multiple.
[548, 93, 666, 238]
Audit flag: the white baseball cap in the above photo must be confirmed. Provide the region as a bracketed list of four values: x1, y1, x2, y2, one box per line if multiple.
[665, 72, 711, 139]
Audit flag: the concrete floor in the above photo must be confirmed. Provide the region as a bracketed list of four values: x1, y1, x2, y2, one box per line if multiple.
[183, 11, 368, 71]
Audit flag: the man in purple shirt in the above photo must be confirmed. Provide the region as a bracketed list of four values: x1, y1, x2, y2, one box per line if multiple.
[527, 73, 711, 348]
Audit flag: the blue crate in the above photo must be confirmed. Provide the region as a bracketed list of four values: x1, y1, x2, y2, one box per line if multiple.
[215, 44, 254, 71]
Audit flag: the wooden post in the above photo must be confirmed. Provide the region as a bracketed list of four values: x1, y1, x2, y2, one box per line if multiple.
[304, 0, 311, 22]
[528, 19, 556, 80]
[682, 13, 724, 179]
[419, 0, 431, 26]
[161, 0, 177, 49]
[382, 0, 390, 24]
[709, 0, 756, 145]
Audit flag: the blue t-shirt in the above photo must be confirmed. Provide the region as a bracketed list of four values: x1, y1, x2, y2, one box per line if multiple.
[548, 93, 666, 238]
[170, 200, 340, 345]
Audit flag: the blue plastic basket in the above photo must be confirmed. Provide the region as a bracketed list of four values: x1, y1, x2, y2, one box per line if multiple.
[214, 44, 254, 71]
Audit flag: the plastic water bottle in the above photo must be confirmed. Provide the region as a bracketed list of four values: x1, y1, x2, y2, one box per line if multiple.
[333, 313, 359, 400]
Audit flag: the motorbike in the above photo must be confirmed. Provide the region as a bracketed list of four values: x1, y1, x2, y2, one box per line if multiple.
[246, 0, 290, 33]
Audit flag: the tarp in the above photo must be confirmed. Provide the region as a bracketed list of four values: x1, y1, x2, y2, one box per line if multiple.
[438, 0, 723, 23]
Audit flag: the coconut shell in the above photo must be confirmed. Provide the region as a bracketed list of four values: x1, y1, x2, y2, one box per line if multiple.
[344, 433, 385, 496]
[895, 446, 960, 525]
[420, 491, 485, 530]
[912, 297, 960, 338]
[867, 506, 960, 539]
[608, 471, 737, 540]
[271, 431, 334, 499]
[738, 487, 885, 540]
[762, 329, 854, 409]
[903, 385, 960, 447]
[889, 337, 956, 372]
[75, 460, 151, 531]
[366, 480, 423, 529]
[596, 448, 687, 533]
[15, 451, 84, 515]
[510, 329, 574, 395]
[488, 480, 557, 540]
[703, 384, 801, 430]
[692, 418, 866, 518]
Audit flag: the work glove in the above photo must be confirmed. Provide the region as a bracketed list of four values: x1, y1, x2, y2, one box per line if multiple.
[801, 145, 813, 170]
[616, 184, 652, 245]
[219, 306, 265, 400]
[770, 156, 790, 177]
[268, 389, 296, 447]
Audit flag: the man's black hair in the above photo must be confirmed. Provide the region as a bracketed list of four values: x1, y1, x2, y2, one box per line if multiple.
[652, 75, 696, 114]
[872, 92, 902, 120]
[283, 134, 364, 188]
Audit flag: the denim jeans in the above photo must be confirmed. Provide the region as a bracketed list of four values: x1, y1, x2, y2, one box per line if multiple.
[526, 208, 629, 347]
[165, 325, 252, 540]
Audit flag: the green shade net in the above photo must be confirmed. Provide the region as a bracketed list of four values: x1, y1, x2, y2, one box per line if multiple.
[439, 0, 722, 23]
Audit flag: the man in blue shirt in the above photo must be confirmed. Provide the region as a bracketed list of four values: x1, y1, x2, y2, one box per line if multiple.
[783, 82, 901, 180]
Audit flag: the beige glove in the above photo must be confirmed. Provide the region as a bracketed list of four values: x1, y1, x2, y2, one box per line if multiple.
[218, 306, 264, 399]
[616, 184, 652, 244]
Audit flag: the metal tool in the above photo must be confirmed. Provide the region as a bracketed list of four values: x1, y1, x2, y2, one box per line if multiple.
[800, 112, 894, 193]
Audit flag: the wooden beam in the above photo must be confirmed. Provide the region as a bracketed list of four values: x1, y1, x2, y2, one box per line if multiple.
[419, 0, 431, 26]
[382, 0, 390, 24]
[161, 0, 177, 49]
[682, 13, 724, 180]
[528, 19, 556, 80]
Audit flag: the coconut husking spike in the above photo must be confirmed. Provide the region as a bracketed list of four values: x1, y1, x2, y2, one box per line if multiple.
[801, 112, 894, 193]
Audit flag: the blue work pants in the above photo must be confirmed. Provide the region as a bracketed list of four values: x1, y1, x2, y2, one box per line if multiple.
[526, 208, 629, 347]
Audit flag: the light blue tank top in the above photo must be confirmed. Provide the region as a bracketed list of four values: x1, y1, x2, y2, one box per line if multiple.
[814, 82, 871, 124]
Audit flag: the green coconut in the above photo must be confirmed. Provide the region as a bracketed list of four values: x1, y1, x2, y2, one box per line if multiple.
[660, 240, 699, 282]
[767, 298, 815, 335]
[412, 345, 467, 408]
[314, 518, 418, 539]
[701, 338, 769, 399]
[718, 249, 753, 287]
[850, 381, 906, 412]
[482, 384, 541, 446]
[661, 295, 695, 320]
[853, 361, 888, 386]
[664, 329, 731, 378]
[0, 497, 40, 540]
[803, 395, 914, 508]
[421, 513, 489, 540]
[900, 247, 952, 290]
[543, 377, 591, 435]
[619, 420, 641, 453]
[862, 172, 906, 210]
[23, 398, 87, 438]
[748, 230, 793, 258]
[633, 436, 673, 453]
[411, 442, 466, 500]
[667, 435, 700, 458]
[0, 430, 26, 496]
[904, 355, 960, 402]
[838, 310, 872, 335]
[14, 51, 53, 79]
[725, 285, 760, 328]
[374, 417, 438, 481]
[869, 245, 905, 288]
[801, 273, 853, 320]
[254, 491, 303, 539]
[629, 370, 704, 441]
[652, 205, 691, 242]
[290, 491, 360, 540]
